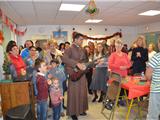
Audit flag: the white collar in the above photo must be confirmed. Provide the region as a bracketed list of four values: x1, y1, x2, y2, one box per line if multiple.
[37, 72, 45, 76]
[73, 43, 80, 48]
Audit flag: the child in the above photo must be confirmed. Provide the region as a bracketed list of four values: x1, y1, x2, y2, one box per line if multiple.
[47, 59, 66, 116]
[49, 78, 63, 120]
[48, 59, 66, 87]
[35, 59, 51, 120]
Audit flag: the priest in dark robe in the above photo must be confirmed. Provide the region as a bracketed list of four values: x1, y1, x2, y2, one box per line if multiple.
[61, 32, 88, 120]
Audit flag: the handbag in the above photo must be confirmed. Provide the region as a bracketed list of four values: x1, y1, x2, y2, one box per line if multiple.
[103, 98, 115, 110]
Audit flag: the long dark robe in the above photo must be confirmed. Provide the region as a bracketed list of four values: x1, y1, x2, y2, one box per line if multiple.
[61, 44, 88, 116]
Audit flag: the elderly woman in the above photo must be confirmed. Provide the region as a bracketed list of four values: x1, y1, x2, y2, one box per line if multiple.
[39, 41, 48, 59]
[108, 39, 131, 106]
[108, 39, 131, 77]
[44, 39, 63, 65]
[131, 35, 148, 74]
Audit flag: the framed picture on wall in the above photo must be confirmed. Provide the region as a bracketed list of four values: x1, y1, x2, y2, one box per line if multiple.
[53, 31, 68, 45]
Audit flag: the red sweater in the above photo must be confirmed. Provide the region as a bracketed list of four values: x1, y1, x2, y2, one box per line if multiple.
[50, 87, 62, 107]
[36, 74, 48, 101]
[108, 52, 131, 76]
[9, 54, 26, 76]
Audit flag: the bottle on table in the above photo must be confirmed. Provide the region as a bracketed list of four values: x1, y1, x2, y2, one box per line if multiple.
[141, 72, 145, 81]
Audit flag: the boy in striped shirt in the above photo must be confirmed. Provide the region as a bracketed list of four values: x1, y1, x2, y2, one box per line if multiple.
[146, 38, 160, 120]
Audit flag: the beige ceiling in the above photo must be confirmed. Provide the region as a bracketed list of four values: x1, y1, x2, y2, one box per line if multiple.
[0, 0, 160, 26]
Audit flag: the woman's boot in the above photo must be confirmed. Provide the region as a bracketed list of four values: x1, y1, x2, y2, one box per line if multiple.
[98, 91, 105, 102]
[92, 90, 98, 102]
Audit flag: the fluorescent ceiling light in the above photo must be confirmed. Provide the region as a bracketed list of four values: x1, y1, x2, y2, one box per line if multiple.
[139, 10, 160, 16]
[59, 3, 85, 11]
[85, 19, 103, 23]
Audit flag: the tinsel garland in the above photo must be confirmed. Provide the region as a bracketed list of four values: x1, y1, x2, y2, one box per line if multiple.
[72, 32, 122, 41]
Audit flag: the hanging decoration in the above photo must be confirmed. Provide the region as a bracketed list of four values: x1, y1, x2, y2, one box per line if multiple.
[0, 8, 27, 36]
[56, 26, 63, 38]
[72, 32, 122, 41]
[85, 0, 99, 16]
[0, 30, 4, 44]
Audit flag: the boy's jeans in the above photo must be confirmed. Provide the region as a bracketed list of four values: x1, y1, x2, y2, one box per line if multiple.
[37, 100, 48, 120]
[147, 92, 160, 120]
[53, 103, 61, 120]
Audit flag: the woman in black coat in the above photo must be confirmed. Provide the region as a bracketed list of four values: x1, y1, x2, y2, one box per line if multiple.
[131, 35, 148, 74]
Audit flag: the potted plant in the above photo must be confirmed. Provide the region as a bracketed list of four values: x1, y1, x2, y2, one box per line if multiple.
[2, 52, 11, 79]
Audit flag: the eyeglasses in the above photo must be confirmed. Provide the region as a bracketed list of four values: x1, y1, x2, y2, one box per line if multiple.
[30, 49, 36, 51]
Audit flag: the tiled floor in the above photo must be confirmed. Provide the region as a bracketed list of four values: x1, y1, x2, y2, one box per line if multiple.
[47, 94, 147, 120]
[0, 94, 147, 120]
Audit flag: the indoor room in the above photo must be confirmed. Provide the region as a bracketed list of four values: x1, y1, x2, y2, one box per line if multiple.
[0, 0, 160, 120]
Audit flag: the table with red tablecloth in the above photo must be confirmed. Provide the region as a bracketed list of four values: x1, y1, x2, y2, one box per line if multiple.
[121, 76, 150, 99]
[108, 76, 150, 120]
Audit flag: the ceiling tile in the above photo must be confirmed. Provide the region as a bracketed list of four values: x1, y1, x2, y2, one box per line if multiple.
[0, 0, 160, 26]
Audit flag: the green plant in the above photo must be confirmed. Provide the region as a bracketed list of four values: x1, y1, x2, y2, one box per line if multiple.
[2, 52, 11, 74]
[86, 8, 98, 14]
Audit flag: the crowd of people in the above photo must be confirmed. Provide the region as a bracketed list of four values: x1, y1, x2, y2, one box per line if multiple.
[3, 31, 160, 120]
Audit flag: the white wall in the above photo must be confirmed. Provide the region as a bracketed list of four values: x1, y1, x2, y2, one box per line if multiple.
[0, 22, 17, 79]
[137, 22, 160, 34]
[0, 23, 4, 80]
[17, 25, 138, 46]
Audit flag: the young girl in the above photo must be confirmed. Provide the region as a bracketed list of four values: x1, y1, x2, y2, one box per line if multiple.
[49, 78, 63, 120]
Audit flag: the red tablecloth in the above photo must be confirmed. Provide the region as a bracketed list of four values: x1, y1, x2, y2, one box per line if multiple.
[108, 76, 150, 99]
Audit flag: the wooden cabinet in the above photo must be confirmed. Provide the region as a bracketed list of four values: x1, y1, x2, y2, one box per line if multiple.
[0, 81, 35, 119]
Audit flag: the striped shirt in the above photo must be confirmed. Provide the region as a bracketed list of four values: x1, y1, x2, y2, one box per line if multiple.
[94, 54, 108, 68]
[148, 53, 160, 92]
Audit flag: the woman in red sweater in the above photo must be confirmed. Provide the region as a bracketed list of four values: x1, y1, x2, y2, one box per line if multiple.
[108, 39, 131, 106]
[108, 39, 131, 77]
[9, 45, 26, 80]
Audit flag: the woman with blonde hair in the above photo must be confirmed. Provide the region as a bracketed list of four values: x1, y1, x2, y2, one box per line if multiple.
[39, 41, 49, 59]
[108, 39, 131, 106]
[148, 43, 156, 61]
[131, 35, 148, 74]
[44, 39, 63, 65]
[109, 39, 131, 77]
[128, 40, 137, 60]
[137, 35, 147, 48]
[128, 40, 137, 75]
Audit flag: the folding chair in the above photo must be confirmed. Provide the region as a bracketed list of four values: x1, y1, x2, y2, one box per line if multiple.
[137, 95, 149, 119]
[138, 95, 149, 112]
[101, 72, 122, 120]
